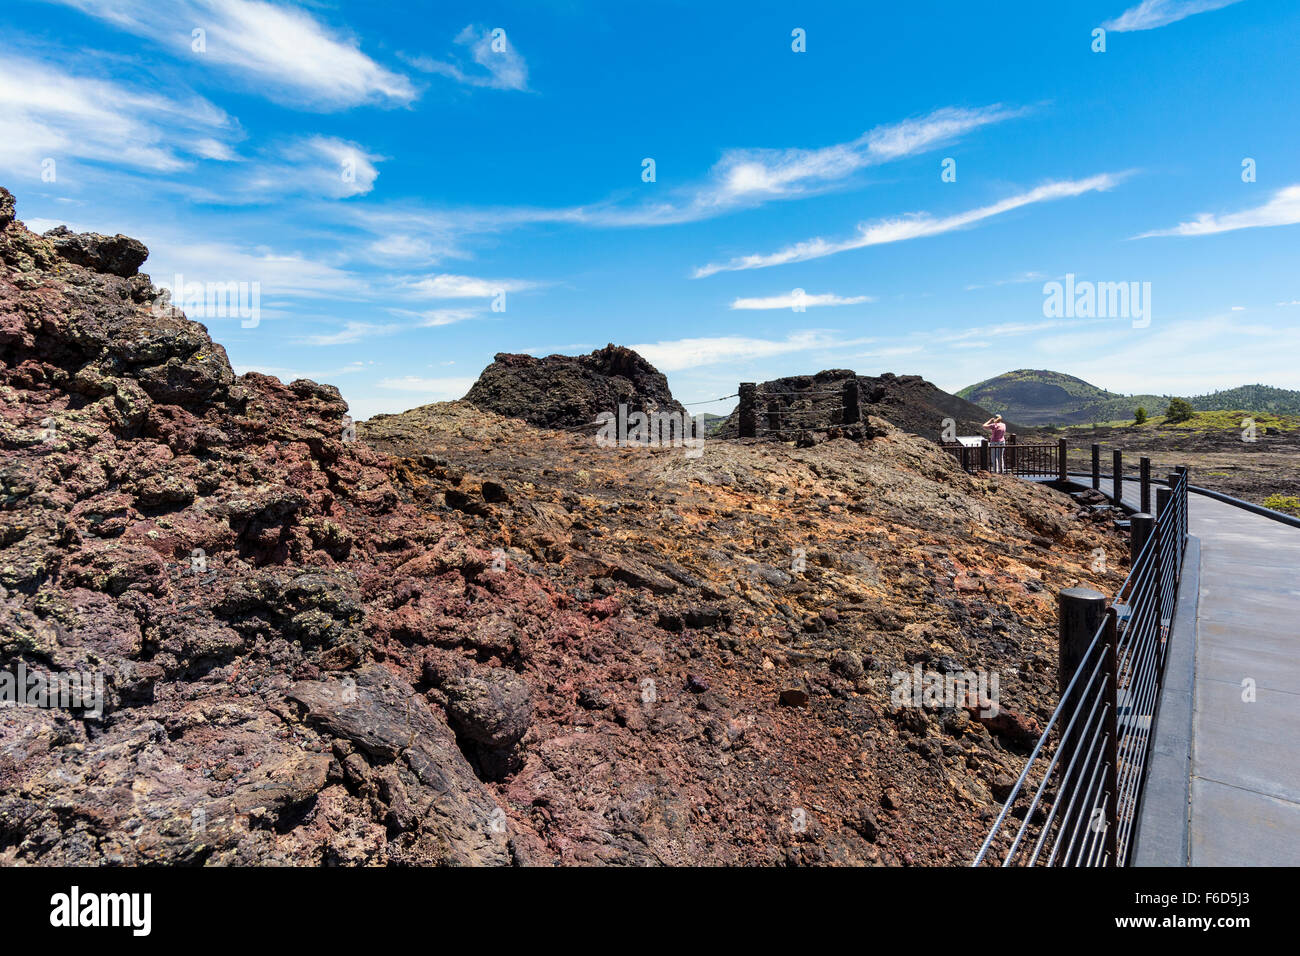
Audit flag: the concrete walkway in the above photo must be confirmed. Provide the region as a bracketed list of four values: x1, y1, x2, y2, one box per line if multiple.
[1065, 476, 1300, 865]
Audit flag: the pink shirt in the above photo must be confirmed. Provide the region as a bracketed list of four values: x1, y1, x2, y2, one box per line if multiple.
[989, 423, 1006, 442]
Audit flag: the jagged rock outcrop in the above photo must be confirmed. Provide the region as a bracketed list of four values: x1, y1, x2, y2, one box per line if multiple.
[716, 369, 998, 442]
[462, 344, 684, 428]
[0, 185, 582, 865]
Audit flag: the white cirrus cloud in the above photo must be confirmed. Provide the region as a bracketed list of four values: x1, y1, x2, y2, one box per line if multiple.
[320, 105, 1026, 246]
[377, 375, 477, 395]
[45, 0, 415, 109]
[628, 331, 876, 372]
[693, 173, 1124, 277]
[207, 135, 383, 202]
[729, 292, 874, 310]
[0, 54, 237, 178]
[297, 321, 402, 346]
[416, 308, 481, 326]
[1102, 0, 1244, 32]
[593, 104, 1027, 227]
[296, 307, 481, 346]
[964, 270, 1051, 291]
[1134, 184, 1300, 238]
[403, 25, 529, 92]
[400, 273, 536, 298]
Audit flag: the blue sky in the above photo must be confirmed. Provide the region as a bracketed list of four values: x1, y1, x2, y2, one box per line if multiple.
[4, 0, 1299, 419]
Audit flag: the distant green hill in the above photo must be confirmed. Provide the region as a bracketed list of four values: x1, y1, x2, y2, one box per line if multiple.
[1189, 384, 1300, 415]
[957, 369, 1300, 425]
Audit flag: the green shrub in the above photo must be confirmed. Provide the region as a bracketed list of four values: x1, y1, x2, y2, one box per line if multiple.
[1165, 398, 1194, 423]
[1134, 407, 1148, 424]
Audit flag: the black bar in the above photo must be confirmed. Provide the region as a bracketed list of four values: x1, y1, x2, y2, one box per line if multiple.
[1103, 606, 1121, 864]
[1112, 450, 1123, 506]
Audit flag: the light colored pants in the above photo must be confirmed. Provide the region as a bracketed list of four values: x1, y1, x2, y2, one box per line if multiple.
[990, 442, 1005, 473]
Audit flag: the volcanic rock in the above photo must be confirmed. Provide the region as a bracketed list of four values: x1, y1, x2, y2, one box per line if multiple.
[462, 344, 685, 428]
[0, 184, 1129, 866]
[716, 368, 999, 442]
[43, 225, 149, 278]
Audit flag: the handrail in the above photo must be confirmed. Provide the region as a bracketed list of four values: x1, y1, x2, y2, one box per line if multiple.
[940, 435, 1063, 478]
[973, 468, 1189, 866]
[1059, 470, 1300, 529]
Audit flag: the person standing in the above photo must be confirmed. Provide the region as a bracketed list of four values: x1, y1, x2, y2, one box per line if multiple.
[983, 415, 1007, 473]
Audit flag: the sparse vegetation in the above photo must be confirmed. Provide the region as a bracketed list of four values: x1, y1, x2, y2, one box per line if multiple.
[1263, 495, 1300, 516]
[1134, 407, 1147, 425]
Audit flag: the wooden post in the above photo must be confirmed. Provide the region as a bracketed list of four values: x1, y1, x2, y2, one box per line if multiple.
[1140, 457, 1151, 514]
[1091, 443, 1101, 490]
[1058, 587, 1109, 780]
[842, 379, 860, 424]
[1102, 606, 1121, 864]
[738, 383, 757, 438]
[1112, 450, 1123, 507]
[1007, 433, 1017, 474]
[1057, 438, 1068, 482]
[979, 438, 990, 472]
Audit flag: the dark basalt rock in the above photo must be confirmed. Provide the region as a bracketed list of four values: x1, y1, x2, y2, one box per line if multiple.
[464, 343, 685, 428]
[0, 188, 14, 229]
[715, 368, 996, 443]
[43, 225, 149, 278]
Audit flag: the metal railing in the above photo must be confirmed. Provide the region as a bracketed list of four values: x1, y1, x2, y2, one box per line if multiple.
[972, 469, 1189, 866]
[941, 437, 1063, 478]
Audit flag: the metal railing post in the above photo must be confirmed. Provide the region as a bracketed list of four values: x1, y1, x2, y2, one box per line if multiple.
[1160, 477, 1178, 518]
[1112, 450, 1123, 506]
[1058, 587, 1108, 773]
[1176, 466, 1189, 554]
[979, 438, 989, 472]
[1008, 433, 1017, 473]
[1057, 438, 1068, 482]
[1102, 605, 1121, 865]
[1155, 486, 1172, 655]
[1162, 478, 1183, 593]
[1091, 443, 1101, 490]
[1130, 512, 1154, 568]
[1140, 456, 1151, 514]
